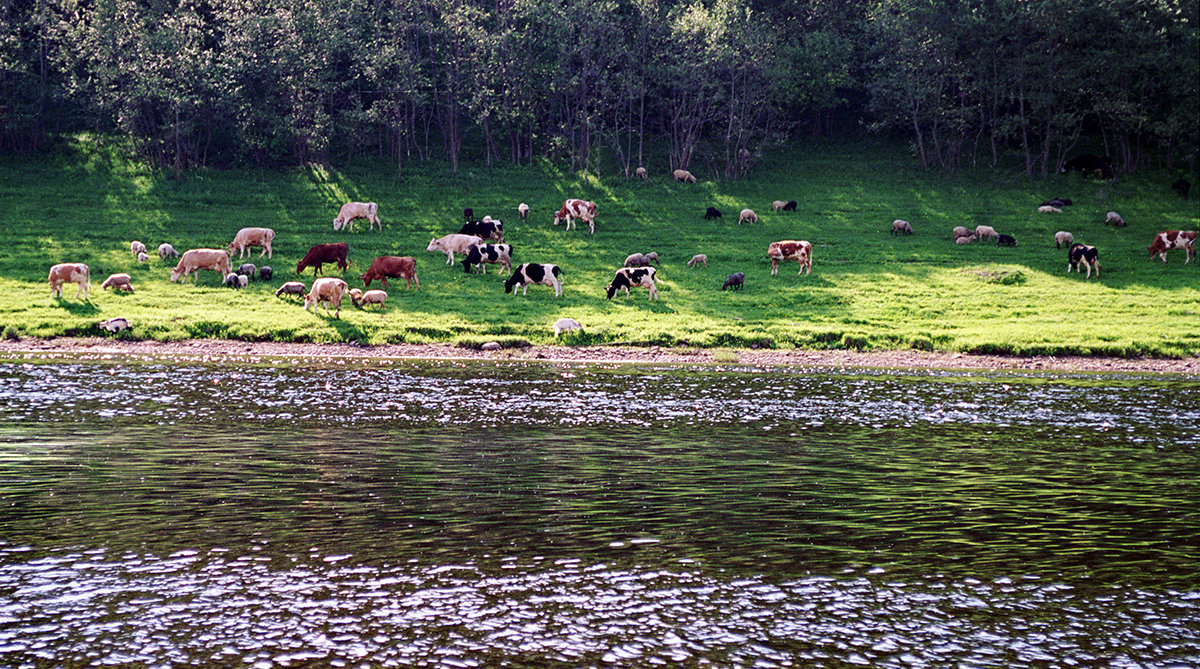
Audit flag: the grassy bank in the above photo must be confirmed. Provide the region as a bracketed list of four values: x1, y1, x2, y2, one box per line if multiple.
[2, 137, 1197, 357]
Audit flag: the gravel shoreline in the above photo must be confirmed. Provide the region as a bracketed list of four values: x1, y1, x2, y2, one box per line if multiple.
[2, 337, 1198, 375]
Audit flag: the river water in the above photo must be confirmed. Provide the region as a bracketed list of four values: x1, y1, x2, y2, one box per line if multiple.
[0, 356, 1197, 667]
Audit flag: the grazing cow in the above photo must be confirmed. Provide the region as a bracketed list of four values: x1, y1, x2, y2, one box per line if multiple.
[237, 263, 256, 278]
[48, 263, 91, 299]
[130, 241, 147, 256]
[1061, 154, 1115, 179]
[1172, 178, 1191, 200]
[296, 243, 350, 275]
[304, 277, 350, 318]
[687, 254, 708, 268]
[427, 234, 483, 265]
[1038, 205, 1062, 214]
[100, 273, 134, 292]
[462, 243, 513, 275]
[363, 255, 419, 289]
[767, 240, 813, 276]
[259, 266, 274, 281]
[554, 317, 582, 336]
[171, 249, 231, 284]
[552, 199, 596, 234]
[704, 207, 722, 220]
[721, 272, 745, 291]
[1105, 211, 1126, 227]
[333, 202, 380, 231]
[891, 219, 913, 236]
[672, 169, 697, 183]
[1067, 244, 1101, 278]
[275, 281, 306, 298]
[996, 234, 1018, 247]
[1147, 230, 1197, 264]
[229, 227, 275, 259]
[158, 242, 179, 260]
[459, 219, 505, 242]
[1040, 198, 1073, 207]
[505, 263, 563, 297]
[1055, 231, 1074, 249]
[606, 266, 658, 301]
[782, 200, 797, 211]
[518, 203, 530, 220]
[738, 209, 758, 224]
[635, 167, 648, 180]
[975, 225, 998, 242]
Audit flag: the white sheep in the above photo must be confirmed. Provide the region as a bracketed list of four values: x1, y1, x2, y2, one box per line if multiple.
[349, 288, 387, 309]
[1038, 205, 1062, 214]
[554, 318, 582, 336]
[955, 234, 978, 245]
[672, 169, 696, 183]
[635, 167, 648, 180]
[158, 242, 179, 260]
[772, 200, 786, 212]
[975, 225, 998, 242]
[1055, 231, 1074, 248]
[1105, 211, 1126, 227]
[738, 208, 758, 224]
[518, 203, 529, 220]
[130, 241, 147, 256]
[891, 219, 914, 236]
[100, 273, 134, 292]
[137, 251, 149, 264]
[687, 254, 708, 268]
[952, 226, 974, 240]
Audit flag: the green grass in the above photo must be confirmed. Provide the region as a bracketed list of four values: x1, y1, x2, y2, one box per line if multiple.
[2, 135, 1198, 357]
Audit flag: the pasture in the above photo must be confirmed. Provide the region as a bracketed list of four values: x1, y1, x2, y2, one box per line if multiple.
[1, 136, 1197, 357]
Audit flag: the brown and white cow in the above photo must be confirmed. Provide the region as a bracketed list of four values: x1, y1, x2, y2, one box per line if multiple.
[48, 263, 90, 299]
[304, 277, 350, 318]
[552, 199, 597, 234]
[1147, 230, 1197, 264]
[333, 202, 380, 231]
[768, 240, 812, 276]
[362, 255, 419, 289]
[229, 227, 275, 259]
[606, 266, 658, 301]
[427, 234, 483, 265]
[170, 249, 231, 283]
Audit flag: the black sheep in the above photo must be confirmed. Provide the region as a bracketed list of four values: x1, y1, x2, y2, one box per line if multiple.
[721, 272, 745, 291]
[704, 207, 722, 220]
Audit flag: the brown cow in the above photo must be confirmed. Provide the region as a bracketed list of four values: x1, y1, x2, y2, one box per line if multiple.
[170, 249, 231, 283]
[1147, 230, 1197, 264]
[48, 263, 90, 299]
[768, 240, 812, 276]
[296, 243, 350, 275]
[362, 256, 419, 289]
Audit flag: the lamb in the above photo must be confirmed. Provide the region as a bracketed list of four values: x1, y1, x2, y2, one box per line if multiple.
[223, 273, 247, 289]
[672, 169, 697, 183]
[891, 219, 913, 236]
[158, 243, 180, 260]
[704, 207, 722, 220]
[237, 263, 257, 278]
[518, 203, 530, 220]
[952, 226, 974, 240]
[130, 241, 147, 256]
[1055, 231, 1074, 249]
[975, 225, 998, 242]
[772, 200, 787, 212]
[136, 252, 149, 264]
[635, 167, 648, 180]
[1038, 205, 1062, 214]
[259, 266, 273, 281]
[349, 288, 387, 309]
[955, 234, 977, 245]
[275, 281, 306, 298]
[1105, 211, 1126, 227]
[721, 272, 745, 291]
[554, 318, 582, 336]
[333, 202, 381, 231]
[100, 273, 134, 292]
[996, 234, 1018, 247]
[304, 277, 350, 318]
[687, 254, 708, 268]
[624, 252, 658, 267]
[738, 208, 758, 224]
[229, 227, 276, 259]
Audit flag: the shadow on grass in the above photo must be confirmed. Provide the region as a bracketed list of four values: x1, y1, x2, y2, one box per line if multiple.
[54, 298, 100, 316]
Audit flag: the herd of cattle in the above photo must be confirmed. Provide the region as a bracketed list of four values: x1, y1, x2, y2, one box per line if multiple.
[45, 173, 1197, 329]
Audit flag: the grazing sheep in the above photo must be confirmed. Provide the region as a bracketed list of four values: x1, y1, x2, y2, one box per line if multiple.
[237, 263, 257, 278]
[554, 318, 582, 336]
[100, 273, 134, 292]
[1105, 211, 1126, 227]
[158, 243, 179, 260]
[721, 272, 745, 291]
[223, 273, 242, 289]
[672, 169, 697, 183]
[48, 263, 90, 299]
[687, 254, 708, 268]
[1055, 231, 1074, 249]
[704, 207, 722, 220]
[259, 266, 273, 281]
[891, 219, 914, 236]
[275, 281, 306, 298]
[350, 288, 387, 309]
[518, 203, 529, 220]
[635, 167, 648, 180]
[333, 202, 380, 231]
[772, 200, 786, 212]
[1038, 205, 1062, 214]
[782, 200, 797, 211]
[130, 241, 147, 256]
[625, 253, 650, 267]
[996, 234, 1018, 247]
[975, 225, 998, 242]
[136, 251, 149, 264]
[98, 317, 130, 333]
[955, 234, 977, 245]
[952, 226, 973, 240]
[738, 208, 758, 224]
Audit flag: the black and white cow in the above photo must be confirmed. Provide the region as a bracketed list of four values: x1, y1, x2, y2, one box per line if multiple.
[459, 219, 504, 242]
[462, 243, 513, 274]
[721, 272, 745, 290]
[504, 263, 562, 296]
[704, 207, 722, 220]
[605, 267, 658, 301]
[1067, 243, 1100, 278]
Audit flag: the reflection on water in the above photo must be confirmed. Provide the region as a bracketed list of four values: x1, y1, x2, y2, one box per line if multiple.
[0, 357, 1198, 666]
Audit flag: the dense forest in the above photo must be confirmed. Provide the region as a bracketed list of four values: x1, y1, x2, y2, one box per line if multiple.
[1, 0, 1196, 178]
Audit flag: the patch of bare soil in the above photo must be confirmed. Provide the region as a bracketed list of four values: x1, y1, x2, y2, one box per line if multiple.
[1, 338, 1197, 375]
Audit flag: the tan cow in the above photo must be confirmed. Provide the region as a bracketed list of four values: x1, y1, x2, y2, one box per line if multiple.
[333, 202, 381, 231]
[427, 234, 483, 265]
[170, 249, 231, 283]
[768, 240, 812, 276]
[229, 227, 275, 259]
[304, 277, 350, 318]
[48, 263, 90, 299]
[552, 199, 597, 234]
